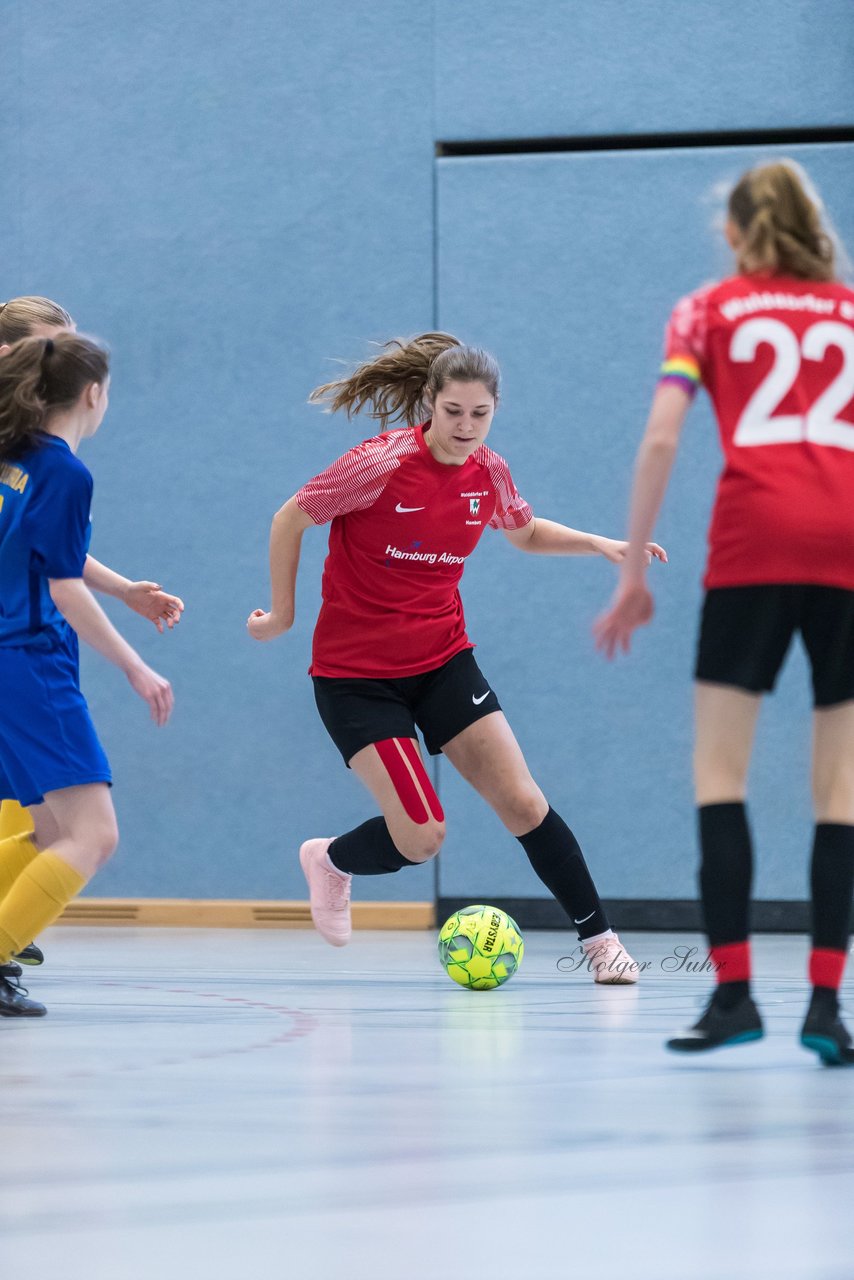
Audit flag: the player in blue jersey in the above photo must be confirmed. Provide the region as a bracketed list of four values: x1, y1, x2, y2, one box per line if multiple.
[0, 299, 76, 868]
[0, 296, 183, 973]
[0, 332, 177, 1016]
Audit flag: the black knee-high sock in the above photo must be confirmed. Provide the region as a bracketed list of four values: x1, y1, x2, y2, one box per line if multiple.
[809, 823, 854, 1000]
[698, 802, 753, 1005]
[517, 807, 609, 939]
[811, 823, 854, 951]
[328, 818, 419, 876]
[698, 802, 753, 945]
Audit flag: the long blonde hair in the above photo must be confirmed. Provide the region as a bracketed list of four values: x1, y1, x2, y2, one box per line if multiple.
[728, 161, 837, 282]
[0, 296, 73, 344]
[309, 332, 500, 430]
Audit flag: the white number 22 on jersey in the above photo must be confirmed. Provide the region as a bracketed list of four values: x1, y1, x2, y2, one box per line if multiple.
[731, 317, 854, 450]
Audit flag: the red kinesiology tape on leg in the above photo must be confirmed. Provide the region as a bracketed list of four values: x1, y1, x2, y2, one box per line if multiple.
[374, 738, 445, 825]
[809, 947, 847, 990]
[397, 737, 444, 821]
[711, 941, 751, 983]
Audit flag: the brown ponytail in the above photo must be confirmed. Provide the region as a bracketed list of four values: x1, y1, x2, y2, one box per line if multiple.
[0, 295, 73, 345]
[728, 161, 837, 282]
[309, 332, 501, 429]
[0, 332, 109, 461]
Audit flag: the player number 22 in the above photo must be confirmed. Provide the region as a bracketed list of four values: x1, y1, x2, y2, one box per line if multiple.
[731, 317, 854, 450]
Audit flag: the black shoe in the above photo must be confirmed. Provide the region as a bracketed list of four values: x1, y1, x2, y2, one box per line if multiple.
[801, 992, 854, 1066]
[0, 970, 46, 1017]
[0, 962, 23, 979]
[666, 992, 763, 1053]
[14, 942, 44, 966]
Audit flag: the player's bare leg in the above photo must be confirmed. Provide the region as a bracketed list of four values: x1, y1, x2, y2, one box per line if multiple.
[0, 785, 117, 1017]
[442, 711, 637, 983]
[300, 739, 445, 946]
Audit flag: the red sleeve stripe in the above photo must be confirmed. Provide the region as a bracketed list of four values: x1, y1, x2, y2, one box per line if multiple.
[295, 429, 420, 524]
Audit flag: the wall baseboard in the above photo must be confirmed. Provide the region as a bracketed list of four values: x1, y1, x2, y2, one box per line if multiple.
[55, 896, 831, 934]
[57, 899, 435, 930]
[438, 897, 820, 933]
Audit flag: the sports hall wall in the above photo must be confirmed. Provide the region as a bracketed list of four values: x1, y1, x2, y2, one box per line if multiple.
[2, 1, 853, 916]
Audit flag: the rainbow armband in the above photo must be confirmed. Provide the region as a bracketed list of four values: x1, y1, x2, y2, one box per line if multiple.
[659, 355, 701, 395]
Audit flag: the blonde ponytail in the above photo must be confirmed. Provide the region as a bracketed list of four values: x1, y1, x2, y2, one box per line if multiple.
[729, 161, 837, 282]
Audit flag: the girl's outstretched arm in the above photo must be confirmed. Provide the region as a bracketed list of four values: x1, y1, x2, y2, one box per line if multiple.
[248, 496, 317, 642]
[504, 519, 666, 564]
[49, 577, 173, 725]
[593, 382, 692, 658]
[83, 556, 184, 632]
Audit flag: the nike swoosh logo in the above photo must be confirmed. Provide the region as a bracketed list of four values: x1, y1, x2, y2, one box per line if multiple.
[395, 503, 425, 513]
[574, 911, 595, 925]
[472, 690, 490, 705]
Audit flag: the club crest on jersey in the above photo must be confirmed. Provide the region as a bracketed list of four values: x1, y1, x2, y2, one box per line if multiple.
[469, 498, 480, 515]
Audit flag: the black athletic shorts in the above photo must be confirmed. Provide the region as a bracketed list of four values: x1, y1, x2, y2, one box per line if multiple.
[695, 585, 854, 707]
[312, 648, 502, 765]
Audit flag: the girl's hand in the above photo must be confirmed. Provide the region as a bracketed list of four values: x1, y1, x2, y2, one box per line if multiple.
[247, 609, 293, 642]
[125, 661, 174, 726]
[593, 582, 655, 658]
[593, 536, 668, 566]
[125, 581, 185, 633]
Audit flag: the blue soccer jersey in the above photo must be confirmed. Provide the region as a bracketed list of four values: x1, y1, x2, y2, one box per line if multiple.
[0, 434, 109, 805]
[0, 435, 93, 649]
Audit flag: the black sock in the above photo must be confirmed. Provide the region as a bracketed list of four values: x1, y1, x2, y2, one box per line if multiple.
[328, 818, 419, 876]
[517, 807, 608, 939]
[698, 802, 753, 948]
[711, 981, 751, 1011]
[810, 823, 854, 952]
[808, 985, 840, 1017]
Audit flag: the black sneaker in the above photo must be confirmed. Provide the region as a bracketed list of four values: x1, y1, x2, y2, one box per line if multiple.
[14, 942, 44, 966]
[666, 992, 763, 1053]
[801, 992, 854, 1066]
[0, 969, 46, 1017]
[0, 962, 23, 979]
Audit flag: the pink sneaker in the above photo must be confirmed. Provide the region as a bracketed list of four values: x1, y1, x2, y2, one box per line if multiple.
[582, 932, 639, 985]
[299, 838, 352, 947]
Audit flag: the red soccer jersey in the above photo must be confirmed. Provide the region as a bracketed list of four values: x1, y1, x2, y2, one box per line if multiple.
[295, 423, 533, 677]
[660, 273, 854, 589]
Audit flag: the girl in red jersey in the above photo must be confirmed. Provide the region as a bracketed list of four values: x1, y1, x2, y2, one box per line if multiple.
[595, 160, 854, 1061]
[250, 334, 665, 983]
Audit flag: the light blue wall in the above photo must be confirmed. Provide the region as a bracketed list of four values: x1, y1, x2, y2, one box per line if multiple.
[435, 143, 854, 902]
[2, 4, 852, 905]
[1, 1, 435, 899]
[434, 0, 854, 139]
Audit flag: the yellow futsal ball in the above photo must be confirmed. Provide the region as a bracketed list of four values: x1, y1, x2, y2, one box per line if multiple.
[438, 904, 524, 990]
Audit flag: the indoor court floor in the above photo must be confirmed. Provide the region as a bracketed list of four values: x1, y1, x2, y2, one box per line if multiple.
[1, 927, 852, 1280]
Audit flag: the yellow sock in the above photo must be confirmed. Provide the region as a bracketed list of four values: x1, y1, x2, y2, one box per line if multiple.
[0, 832, 40, 898]
[0, 800, 33, 842]
[0, 850, 87, 965]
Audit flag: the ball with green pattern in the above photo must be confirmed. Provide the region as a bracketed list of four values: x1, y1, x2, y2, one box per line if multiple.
[438, 905, 524, 990]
